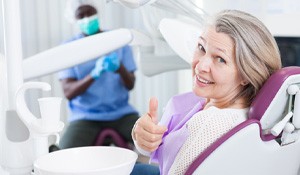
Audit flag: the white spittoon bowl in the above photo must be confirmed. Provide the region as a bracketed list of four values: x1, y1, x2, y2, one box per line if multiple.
[34, 146, 138, 175]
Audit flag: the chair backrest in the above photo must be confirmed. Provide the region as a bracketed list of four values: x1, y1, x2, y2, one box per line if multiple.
[249, 66, 300, 140]
[185, 66, 300, 175]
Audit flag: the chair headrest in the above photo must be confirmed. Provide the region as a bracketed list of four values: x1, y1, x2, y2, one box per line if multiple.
[248, 66, 300, 131]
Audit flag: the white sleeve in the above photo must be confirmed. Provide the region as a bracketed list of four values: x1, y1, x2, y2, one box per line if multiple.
[133, 140, 151, 157]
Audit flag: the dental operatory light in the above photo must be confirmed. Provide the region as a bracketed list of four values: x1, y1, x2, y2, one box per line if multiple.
[113, 0, 207, 76]
[116, 0, 207, 25]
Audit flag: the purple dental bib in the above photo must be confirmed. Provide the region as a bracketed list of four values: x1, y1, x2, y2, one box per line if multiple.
[150, 92, 205, 175]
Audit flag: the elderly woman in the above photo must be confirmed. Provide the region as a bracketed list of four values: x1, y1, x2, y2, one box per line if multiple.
[132, 10, 282, 175]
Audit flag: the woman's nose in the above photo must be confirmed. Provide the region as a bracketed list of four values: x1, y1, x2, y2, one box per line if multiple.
[197, 56, 211, 72]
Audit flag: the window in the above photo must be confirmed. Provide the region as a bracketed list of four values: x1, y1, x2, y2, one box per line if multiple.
[275, 37, 300, 67]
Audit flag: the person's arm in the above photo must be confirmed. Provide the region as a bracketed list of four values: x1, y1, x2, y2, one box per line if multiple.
[60, 75, 94, 100]
[117, 63, 135, 90]
[132, 97, 168, 153]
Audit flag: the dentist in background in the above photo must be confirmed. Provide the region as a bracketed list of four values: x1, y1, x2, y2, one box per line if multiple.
[57, 4, 139, 149]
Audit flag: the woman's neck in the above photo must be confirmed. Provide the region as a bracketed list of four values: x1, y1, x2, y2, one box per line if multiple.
[204, 98, 248, 110]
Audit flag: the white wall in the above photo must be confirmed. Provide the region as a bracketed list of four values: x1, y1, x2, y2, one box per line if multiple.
[0, 0, 181, 139]
[201, 0, 300, 37]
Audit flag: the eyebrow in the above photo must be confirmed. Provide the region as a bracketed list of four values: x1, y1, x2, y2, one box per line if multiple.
[199, 36, 206, 44]
[199, 36, 229, 56]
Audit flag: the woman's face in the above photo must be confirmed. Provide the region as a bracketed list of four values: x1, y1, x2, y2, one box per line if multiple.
[192, 26, 244, 108]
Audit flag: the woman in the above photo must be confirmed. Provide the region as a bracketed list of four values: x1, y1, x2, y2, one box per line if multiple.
[132, 10, 282, 174]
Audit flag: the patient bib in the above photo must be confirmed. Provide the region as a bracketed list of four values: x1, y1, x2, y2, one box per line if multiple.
[150, 92, 206, 175]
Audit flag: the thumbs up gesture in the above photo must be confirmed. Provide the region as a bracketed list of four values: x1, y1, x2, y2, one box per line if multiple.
[132, 97, 168, 152]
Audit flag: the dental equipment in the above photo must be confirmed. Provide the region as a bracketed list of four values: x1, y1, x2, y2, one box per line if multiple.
[271, 111, 293, 136]
[185, 67, 300, 175]
[293, 89, 300, 128]
[1, 0, 200, 173]
[0, 0, 133, 174]
[23, 28, 132, 80]
[281, 122, 299, 146]
[117, 0, 207, 23]
[116, 0, 207, 76]
[33, 146, 137, 175]
[15, 82, 64, 163]
[159, 18, 201, 64]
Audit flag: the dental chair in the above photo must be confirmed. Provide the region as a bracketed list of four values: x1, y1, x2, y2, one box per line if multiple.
[184, 66, 300, 175]
[94, 128, 131, 149]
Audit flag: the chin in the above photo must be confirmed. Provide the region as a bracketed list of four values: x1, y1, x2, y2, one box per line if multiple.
[192, 88, 205, 97]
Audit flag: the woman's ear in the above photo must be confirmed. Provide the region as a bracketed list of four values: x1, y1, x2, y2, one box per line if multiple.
[241, 80, 248, 86]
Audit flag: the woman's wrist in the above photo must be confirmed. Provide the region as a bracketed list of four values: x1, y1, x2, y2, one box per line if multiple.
[131, 120, 138, 140]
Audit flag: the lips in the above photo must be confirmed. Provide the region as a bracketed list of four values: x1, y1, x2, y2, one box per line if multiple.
[196, 74, 214, 84]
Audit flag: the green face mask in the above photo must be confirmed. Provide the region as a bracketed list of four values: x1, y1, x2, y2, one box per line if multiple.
[77, 15, 100, 35]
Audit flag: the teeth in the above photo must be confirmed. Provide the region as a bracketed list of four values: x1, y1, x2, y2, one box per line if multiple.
[196, 75, 212, 84]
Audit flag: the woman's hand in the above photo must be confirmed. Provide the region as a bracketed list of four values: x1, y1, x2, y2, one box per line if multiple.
[133, 97, 168, 152]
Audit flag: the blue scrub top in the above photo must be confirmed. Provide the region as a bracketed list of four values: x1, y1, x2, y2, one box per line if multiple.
[58, 33, 138, 122]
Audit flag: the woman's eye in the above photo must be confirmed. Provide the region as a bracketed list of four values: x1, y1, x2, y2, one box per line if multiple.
[217, 57, 226, 64]
[198, 43, 205, 53]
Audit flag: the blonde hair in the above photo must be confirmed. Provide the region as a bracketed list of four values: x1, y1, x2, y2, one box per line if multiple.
[209, 10, 282, 106]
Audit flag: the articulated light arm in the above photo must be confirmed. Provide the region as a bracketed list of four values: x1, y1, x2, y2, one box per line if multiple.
[115, 0, 205, 76]
[23, 28, 132, 80]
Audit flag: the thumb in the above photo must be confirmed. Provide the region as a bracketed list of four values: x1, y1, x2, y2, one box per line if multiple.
[148, 97, 158, 124]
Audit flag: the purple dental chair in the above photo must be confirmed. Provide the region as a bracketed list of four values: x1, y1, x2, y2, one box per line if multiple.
[185, 66, 300, 175]
[94, 128, 131, 149]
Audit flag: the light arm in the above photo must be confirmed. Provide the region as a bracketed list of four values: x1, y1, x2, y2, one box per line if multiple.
[23, 28, 133, 80]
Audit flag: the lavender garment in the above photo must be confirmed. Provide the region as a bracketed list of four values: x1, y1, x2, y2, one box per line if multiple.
[150, 92, 206, 175]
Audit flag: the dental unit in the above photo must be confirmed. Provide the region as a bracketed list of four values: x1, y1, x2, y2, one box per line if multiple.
[2, 0, 300, 174]
[0, 0, 133, 174]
